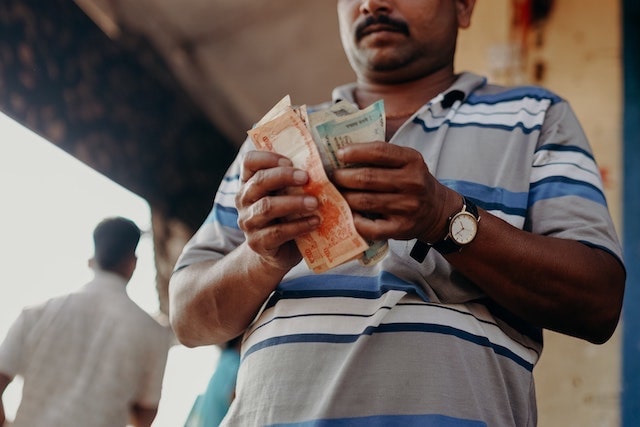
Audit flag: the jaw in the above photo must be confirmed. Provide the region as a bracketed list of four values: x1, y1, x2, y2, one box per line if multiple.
[347, 41, 416, 79]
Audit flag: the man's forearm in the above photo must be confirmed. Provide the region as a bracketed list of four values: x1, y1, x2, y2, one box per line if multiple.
[169, 243, 288, 347]
[447, 209, 625, 343]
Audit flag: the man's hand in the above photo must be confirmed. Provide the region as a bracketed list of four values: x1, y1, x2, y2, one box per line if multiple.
[331, 142, 625, 344]
[331, 141, 457, 244]
[170, 149, 321, 346]
[129, 404, 157, 427]
[0, 373, 11, 427]
[235, 150, 320, 270]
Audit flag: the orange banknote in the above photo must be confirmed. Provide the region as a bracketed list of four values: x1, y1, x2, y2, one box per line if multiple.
[247, 103, 369, 273]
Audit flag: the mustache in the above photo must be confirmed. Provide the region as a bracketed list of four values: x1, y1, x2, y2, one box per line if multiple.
[355, 14, 410, 40]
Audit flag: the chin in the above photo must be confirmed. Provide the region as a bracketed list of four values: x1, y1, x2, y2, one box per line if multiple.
[361, 56, 406, 73]
[362, 45, 416, 68]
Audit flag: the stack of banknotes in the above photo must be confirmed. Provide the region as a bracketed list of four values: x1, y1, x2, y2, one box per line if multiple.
[247, 96, 389, 273]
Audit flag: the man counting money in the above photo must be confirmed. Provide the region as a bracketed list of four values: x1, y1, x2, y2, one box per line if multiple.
[169, 1, 625, 425]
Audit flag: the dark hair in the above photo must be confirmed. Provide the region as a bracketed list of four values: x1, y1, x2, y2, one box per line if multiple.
[93, 216, 141, 271]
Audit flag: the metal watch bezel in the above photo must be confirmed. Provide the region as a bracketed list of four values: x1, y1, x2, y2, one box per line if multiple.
[448, 210, 478, 246]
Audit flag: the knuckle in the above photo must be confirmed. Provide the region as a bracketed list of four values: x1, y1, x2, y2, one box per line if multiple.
[356, 168, 377, 187]
[245, 236, 262, 253]
[347, 192, 377, 213]
[236, 214, 248, 231]
[358, 194, 376, 210]
[376, 142, 392, 154]
[265, 226, 285, 243]
[234, 191, 244, 208]
[403, 198, 421, 214]
[253, 196, 274, 217]
[236, 207, 254, 232]
[244, 150, 257, 162]
[372, 141, 394, 159]
[251, 170, 267, 187]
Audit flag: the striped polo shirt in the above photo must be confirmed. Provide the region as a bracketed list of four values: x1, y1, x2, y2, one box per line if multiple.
[174, 72, 623, 426]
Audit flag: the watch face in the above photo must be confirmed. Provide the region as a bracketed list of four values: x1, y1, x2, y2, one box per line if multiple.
[450, 212, 478, 245]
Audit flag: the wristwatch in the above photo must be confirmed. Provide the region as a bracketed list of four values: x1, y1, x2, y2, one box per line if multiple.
[432, 196, 480, 254]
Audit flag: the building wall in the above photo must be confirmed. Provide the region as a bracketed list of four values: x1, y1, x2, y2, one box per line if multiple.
[456, 1, 623, 426]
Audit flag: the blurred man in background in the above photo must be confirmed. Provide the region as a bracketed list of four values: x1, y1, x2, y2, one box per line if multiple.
[0, 216, 171, 427]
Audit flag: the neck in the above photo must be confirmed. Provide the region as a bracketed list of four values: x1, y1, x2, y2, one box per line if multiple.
[354, 71, 458, 117]
[93, 267, 129, 283]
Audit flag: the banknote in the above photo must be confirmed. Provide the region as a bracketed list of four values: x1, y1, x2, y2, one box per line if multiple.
[312, 99, 389, 265]
[255, 94, 292, 126]
[308, 100, 360, 171]
[247, 105, 369, 273]
[312, 99, 386, 172]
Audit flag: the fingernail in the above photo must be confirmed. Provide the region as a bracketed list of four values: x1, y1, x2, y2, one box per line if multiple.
[336, 148, 344, 160]
[304, 196, 318, 210]
[293, 170, 307, 184]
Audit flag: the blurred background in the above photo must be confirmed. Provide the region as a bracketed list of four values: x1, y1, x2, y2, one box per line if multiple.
[0, 0, 638, 425]
[0, 111, 219, 426]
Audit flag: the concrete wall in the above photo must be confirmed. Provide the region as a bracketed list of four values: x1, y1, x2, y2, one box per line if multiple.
[456, 1, 623, 425]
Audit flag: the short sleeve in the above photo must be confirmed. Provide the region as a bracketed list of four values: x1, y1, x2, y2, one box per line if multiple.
[0, 311, 28, 378]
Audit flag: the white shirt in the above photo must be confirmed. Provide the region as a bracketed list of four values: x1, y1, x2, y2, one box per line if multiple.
[0, 270, 171, 427]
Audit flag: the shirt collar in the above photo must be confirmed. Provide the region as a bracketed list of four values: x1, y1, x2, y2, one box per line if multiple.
[331, 72, 487, 111]
[84, 269, 129, 294]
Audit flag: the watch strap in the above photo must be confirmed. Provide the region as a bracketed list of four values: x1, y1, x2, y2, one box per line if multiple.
[432, 234, 461, 254]
[410, 240, 431, 263]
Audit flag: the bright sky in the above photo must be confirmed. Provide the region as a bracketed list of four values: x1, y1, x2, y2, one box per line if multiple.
[0, 112, 218, 426]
